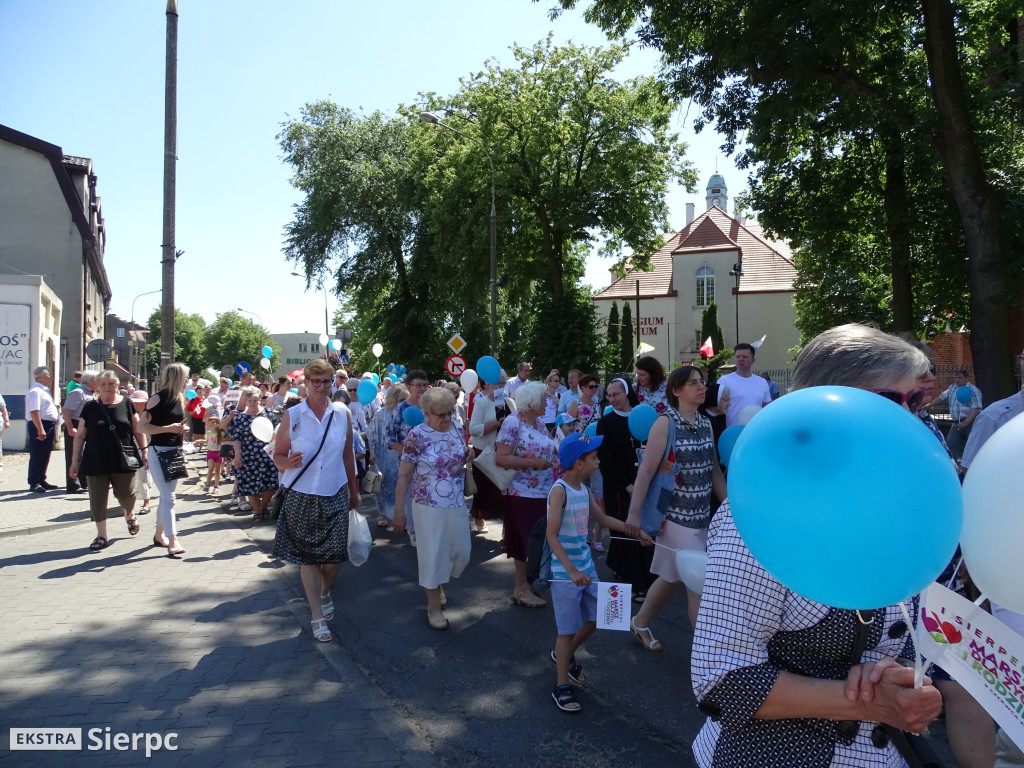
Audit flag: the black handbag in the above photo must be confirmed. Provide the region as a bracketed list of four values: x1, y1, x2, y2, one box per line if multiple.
[156, 448, 189, 481]
[267, 410, 334, 519]
[98, 398, 143, 472]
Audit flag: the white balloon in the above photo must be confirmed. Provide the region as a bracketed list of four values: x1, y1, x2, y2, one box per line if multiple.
[372, 343, 383, 357]
[675, 549, 708, 596]
[459, 369, 479, 392]
[961, 411, 1024, 613]
[734, 404, 762, 426]
[250, 415, 274, 443]
[259, 357, 271, 370]
[318, 333, 329, 346]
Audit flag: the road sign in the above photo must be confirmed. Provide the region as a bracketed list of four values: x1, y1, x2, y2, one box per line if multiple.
[445, 355, 466, 378]
[339, 354, 350, 366]
[85, 338, 112, 362]
[447, 333, 467, 355]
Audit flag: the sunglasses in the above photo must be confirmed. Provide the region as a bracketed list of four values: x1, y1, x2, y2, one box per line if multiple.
[585, 384, 598, 390]
[308, 378, 333, 387]
[872, 387, 927, 411]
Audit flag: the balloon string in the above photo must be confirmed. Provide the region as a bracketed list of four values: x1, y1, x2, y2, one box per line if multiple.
[945, 555, 963, 591]
[899, 601, 924, 690]
[607, 536, 686, 554]
[973, 593, 987, 607]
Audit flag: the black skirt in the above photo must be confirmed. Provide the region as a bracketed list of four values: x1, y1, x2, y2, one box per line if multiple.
[272, 485, 350, 565]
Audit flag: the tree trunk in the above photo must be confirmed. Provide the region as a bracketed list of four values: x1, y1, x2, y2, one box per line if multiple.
[882, 126, 914, 333]
[922, 0, 1014, 401]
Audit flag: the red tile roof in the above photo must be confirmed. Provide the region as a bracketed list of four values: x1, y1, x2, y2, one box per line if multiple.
[593, 207, 796, 299]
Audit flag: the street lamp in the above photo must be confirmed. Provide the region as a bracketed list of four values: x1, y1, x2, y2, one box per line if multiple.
[236, 307, 264, 328]
[728, 262, 743, 346]
[419, 110, 498, 356]
[130, 288, 161, 384]
[290, 272, 330, 338]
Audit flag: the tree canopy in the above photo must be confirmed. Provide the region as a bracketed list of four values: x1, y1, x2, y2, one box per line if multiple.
[145, 309, 207, 380]
[205, 312, 280, 374]
[554, 0, 1024, 400]
[279, 38, 694, 379]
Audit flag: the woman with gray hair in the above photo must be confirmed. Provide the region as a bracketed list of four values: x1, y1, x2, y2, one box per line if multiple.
[495, 381, 558, 608]
[226, 385, 279, 522]
[689, 324, 942, 768]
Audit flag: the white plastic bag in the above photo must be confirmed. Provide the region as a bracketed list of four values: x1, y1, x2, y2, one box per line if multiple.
[347, 508, 372, 566]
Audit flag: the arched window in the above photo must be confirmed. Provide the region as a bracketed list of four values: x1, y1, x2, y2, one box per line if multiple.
[696, 266, 715, 307]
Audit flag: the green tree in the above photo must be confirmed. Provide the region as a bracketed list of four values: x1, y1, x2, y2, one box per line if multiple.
[605, 301, 620, 370]
[144, 309, 208, 379]
[555, 0, 1023, 401]
[699, 302, 732, 383]
[279, 39, 695, 378]
[204, 312, 280, 376]
[618, 300, 634, 372]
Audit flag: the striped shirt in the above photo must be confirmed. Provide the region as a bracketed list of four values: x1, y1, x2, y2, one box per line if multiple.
[548, 478, 595, 579]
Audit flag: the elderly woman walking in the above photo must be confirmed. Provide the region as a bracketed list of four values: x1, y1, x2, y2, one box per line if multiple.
[367, 381, 407, 529]
[393, 387, 472, 630]
[272, 358, 359, 643]
[226, 385, 279, 522]
[69, 370, 147, 551]
[495, 381, 558, 608]
[139, 362, 190, 557]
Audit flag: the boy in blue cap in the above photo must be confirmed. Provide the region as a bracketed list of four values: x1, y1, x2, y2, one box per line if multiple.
[547, 431, 652, 712]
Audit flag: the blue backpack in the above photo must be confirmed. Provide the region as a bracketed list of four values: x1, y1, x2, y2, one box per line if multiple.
[638, 415, 676, 537]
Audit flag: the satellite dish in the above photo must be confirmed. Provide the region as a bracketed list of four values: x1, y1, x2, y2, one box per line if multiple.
[86, 339, 112, 362]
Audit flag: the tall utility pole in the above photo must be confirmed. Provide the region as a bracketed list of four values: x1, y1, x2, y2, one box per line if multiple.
[160, 0, 179, 371]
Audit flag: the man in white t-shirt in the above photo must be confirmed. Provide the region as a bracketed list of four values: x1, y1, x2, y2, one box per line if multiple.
[503, 362, 532, 399]
[715, 343, 773, 427]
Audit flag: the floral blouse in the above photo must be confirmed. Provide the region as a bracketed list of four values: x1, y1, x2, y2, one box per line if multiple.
[496, 413, 558, 498]
[400, 424, 469, 509]
[637, 381, 669, 415]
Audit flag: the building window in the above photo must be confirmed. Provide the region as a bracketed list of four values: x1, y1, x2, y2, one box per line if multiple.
[116, 327, 125, 338]
[298, 343, 307, 352]
[311, 343, 320, 352]
[696, 266, 715, 307]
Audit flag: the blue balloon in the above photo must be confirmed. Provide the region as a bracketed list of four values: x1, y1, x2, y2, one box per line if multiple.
[371, 372, 380, 386]
[603, 405, 613, 415]
[261, 345, 273, 359]
[627, 403, 658, 441]
[403, 405, 424, 427]
[583, 421, 598, 438]
[289, 388, 298, 395]
[956, 385, 973, 404]
[717, 424, 744, 467]
[728, 386, 963, 610]
[477, 356, 501, 385]
[357, 379, 377, 405]
[186, 389, 197, 400]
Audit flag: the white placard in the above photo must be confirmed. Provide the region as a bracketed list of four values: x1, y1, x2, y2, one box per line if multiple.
[596, 581, 631, 631]
[919, 583, 1024, 749]
[0, 304, 31, 395]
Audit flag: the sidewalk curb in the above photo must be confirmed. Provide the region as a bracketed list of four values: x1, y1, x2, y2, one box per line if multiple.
[0, 518, 91, 539]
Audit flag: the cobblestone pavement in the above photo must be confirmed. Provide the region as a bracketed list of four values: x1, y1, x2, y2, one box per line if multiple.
[0, 449, 960, 767]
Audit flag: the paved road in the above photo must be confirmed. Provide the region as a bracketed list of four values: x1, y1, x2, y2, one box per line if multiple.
[0, 451, 706, 767]
[0, 450, 961, 767]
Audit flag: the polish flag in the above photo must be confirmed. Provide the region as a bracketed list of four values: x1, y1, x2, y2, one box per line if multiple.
[699, 337, 714, 359]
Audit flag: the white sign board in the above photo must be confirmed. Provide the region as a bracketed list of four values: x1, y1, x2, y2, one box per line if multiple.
[0, 304, 31, 395]
[596, 581, 632, 631]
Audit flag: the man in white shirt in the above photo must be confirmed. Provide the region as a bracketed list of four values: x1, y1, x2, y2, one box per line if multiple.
[715, 343, 773, 427]
[61, 370, 96, 493]
[331, 369, 349, 397]
[557, 369, 583, 414]
[26, 366, 60, 492]
[503, 362, 532, 399]
[924, 368, 983, 460]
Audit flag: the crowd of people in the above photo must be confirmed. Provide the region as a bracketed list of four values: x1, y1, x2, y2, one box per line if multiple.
[10, 324, 1023, 767]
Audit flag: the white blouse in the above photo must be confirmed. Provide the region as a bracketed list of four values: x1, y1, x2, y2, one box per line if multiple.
[280, 401, 351, 496]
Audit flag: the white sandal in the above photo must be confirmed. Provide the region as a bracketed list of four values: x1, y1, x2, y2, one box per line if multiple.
[630, 615, 663, 652]
[311, 618, 332, 643]
[320, 593, 335, 621]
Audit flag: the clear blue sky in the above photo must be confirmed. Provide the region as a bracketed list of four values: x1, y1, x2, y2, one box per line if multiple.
[0, 0, 744, 337]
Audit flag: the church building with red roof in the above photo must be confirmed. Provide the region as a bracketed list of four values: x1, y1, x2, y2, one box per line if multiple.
[593, 175, 799, 371]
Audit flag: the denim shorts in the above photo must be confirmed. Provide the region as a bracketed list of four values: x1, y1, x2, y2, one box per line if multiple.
[550, 578, 598, 635]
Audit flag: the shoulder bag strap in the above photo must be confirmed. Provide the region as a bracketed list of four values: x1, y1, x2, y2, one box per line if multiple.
[284, 409, 335, 491]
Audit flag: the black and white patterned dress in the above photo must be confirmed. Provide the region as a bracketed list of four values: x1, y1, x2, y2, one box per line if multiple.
[664, 406, 715, 529]
[227, 409, 279, 496]
[691, 502, 918, 767]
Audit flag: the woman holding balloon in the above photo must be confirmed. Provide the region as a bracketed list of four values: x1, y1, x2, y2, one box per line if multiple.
[495, 381, 558, 608]
[226, 385, 279, 522]
[625, 365, 727, 650]
[690, 324, 951, 768]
